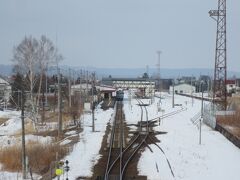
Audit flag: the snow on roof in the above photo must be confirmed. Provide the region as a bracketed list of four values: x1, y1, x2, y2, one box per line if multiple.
[0, 77, 9, 85]
[71, 83, 92, 89]
[97, 85, 116, 92]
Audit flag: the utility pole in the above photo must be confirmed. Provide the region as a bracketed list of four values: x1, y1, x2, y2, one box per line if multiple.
[86, 71, 89, 102]
[172, 80, 175, 108]
[17, 90, 20, 109]
[21, 89, 26, 179]
[68, 68, 72, 110]
[191, 75, 194, 106]
[91, 72, 95, 132]
[146, 65, 149, 76]
[45, 67, 48, 106]
[58, 67, 62, 138]
[79, 70, 82, 116]
[209, 0, 227, 110]
[156, 51, 161, 98]
[73, 69, 75, 87]
[200, 81, 204, 145]
[41, 74, 45, 124]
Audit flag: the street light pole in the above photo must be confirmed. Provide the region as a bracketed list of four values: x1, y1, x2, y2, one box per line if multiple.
[200, 81, 204, 145]
[91, 73, 95, 132]
[21, 89, 27, 179]
[57, 67, 62, 138]
[172, 80, 175, 108]
[157, 51, 161, 99]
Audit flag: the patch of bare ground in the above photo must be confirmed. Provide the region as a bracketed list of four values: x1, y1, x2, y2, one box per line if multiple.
[0, 142, 68, 175]
[89, 122, 112, 179]
[89, 119, 149, 180]
[217, 109, 240, 138]
[0, 117, 8, 126]
[0, 121, 82, 179]
[41, 126, 83, 180]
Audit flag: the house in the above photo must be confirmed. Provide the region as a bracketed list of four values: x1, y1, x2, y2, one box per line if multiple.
[0, 76, 11, 106]
[155, 78, 173, 91]
[169, 83, 196, 94]
[179, 76, 196, 84]
[226, 80, 236, 94]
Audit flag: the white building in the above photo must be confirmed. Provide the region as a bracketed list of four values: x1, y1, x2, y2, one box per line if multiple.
[0, 77, 11, 106]
[169, 83, 196, 94]
[226, 80, 236, 94]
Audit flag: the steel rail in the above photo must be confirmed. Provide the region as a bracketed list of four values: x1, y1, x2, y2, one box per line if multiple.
[149, 107, 187, 125]
[106, 134, 140, 178]
[119, 104, 123, 180]
[105, 99, 154, 180]
[120, 98, 149, 179]
[148, 135, 175, 178]
[106, 99, 143, 179]
[104, 102, 118, 180]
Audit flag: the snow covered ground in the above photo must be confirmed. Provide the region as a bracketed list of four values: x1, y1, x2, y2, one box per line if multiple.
[59, 91, 240, 180]
[124, 92, 240, 180]
[1, 92, 240, 180]
[0, 110, 22, 135]
[56, 104, 115, 179]
[0, 110, 53, 179]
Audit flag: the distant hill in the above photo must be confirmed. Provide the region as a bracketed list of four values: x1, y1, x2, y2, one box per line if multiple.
[0, 64, 239, 79]
[82, 67, 240, 79]
[0, 64, 13, 76]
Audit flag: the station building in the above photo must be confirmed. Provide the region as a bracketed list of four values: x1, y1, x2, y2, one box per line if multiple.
[101, 77, 155, 97]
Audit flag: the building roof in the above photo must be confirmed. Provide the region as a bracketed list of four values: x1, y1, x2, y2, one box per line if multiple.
[173, 83, 195, 87]
[0, 77, 10, 85]
[226, 80, 235, 85]
[97, 85, 116, 92]
[102, 77, 155, 82]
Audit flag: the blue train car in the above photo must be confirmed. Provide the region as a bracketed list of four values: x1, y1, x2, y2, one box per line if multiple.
[116, 89, 124, 101]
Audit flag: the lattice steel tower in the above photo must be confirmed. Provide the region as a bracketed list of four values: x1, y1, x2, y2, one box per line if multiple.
[209, 0, 227, 109]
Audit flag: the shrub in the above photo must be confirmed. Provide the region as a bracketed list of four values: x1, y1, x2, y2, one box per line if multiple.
[0, 142, 68, 175]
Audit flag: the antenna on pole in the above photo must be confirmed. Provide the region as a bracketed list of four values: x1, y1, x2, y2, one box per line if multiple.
[209, 0, 227, 110]
[146, 65, 149, 76]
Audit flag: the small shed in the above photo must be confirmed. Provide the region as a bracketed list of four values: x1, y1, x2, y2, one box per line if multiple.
[97, 86, 116, 100]
[169, 83, 196, 94]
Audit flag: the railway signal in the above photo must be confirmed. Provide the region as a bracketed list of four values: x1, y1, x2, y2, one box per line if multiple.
[55, 160, 70, 179]
[64, 160, 70, 180]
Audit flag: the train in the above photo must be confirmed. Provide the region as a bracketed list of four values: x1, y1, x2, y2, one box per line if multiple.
[116, 89, 124, 101]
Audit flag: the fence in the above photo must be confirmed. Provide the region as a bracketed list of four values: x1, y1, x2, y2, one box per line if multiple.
[203, 103, 236, 129]
[203, 103, 216, 129]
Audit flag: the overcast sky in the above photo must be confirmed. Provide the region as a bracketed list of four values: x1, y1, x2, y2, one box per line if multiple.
[0, 0, 239, 71]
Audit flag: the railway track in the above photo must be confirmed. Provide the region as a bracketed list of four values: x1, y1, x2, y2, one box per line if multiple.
[104, 97, 179, 180]
[148, 106, 187, 125]
[104, 99, 149, 180]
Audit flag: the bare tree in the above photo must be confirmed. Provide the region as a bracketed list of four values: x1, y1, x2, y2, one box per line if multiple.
[12, 35, 62, 123]
[36, 35, 57, 115]
[12, 36, 39, 122]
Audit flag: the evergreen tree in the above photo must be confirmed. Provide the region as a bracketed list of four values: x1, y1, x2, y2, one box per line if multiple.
[11, 73, 26, 109]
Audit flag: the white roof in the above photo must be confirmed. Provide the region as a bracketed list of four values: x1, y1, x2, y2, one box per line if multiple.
[71, 84, 116, 91]
[173, 83, 194, 87]
[97, 85, 116, 91]
[0, 77, 9, 85]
